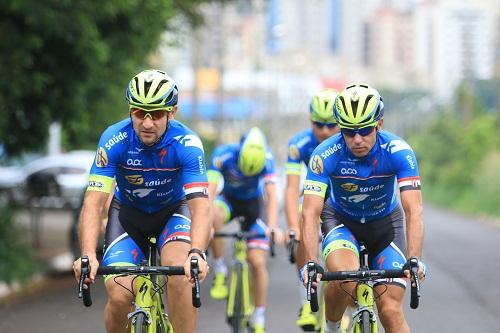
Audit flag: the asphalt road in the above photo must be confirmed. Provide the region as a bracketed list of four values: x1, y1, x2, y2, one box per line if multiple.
[1, 205, 499, 332]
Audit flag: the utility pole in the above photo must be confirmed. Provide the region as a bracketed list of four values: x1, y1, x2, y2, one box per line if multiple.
[214, 2, 225, 145]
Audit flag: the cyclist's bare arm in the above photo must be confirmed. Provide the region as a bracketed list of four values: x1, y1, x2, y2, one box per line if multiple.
[75, 190, 110, 282]
[284, 173, 301, 239]
[185, 196, 211, 282]
[400, 189, 425, 280]
[264, 181, 283, 243]
[301, 194, 324, 281]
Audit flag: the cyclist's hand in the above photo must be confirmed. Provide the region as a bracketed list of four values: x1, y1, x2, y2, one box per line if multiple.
[268, 227, 284, 245]
[185, 254, 209, 284]
[404, 257, 427, 283]
[286, 228, 300, 245]
[299, 261, 323, 289]
[73, 255, 99, 285]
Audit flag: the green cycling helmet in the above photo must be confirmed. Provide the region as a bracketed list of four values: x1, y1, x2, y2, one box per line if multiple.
[334, 84, 384, 128]
[126, 69, 178, 110]
[238, 127, 267, 177]
[309, 89, 338, 123]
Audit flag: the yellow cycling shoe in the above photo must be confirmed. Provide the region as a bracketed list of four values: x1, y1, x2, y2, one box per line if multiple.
[296, 302, 317, 332]
[251, 323, 266, 333]
[210, 272, 228, 300]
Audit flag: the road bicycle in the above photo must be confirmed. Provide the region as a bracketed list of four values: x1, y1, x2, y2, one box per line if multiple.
[307, 244, 421, 333]
[213, 229, 275, 333]
[77, 236, 201, 333]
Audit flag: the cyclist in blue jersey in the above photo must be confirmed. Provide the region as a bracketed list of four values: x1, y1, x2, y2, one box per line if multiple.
[207, 127, 283, 333]
[284, 89, 340, 331]
[300, 84, 427, 333]
[72, 69, 211, 333]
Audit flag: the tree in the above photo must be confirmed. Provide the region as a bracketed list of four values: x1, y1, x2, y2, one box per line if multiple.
[0, 0, 226, 156]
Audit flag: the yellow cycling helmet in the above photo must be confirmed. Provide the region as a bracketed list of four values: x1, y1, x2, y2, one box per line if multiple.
[126, 69, 178, 110]
[334, 84, 384, 128]
[309, 89, 338, 123]
[238, 127, 267, 177]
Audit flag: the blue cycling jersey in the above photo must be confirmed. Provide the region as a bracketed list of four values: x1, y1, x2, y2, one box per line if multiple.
[304, 130, 421, 222]
[208, 143, 276, 200]
[87, 118, 208, 213]
[285, 128, 320, 175]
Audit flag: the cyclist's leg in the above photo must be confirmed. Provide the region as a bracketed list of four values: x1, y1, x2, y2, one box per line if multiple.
[159, 204, 196, 333]
[321, 209, 360, 332]
[210, 195, 232, 299]
[247, 217, 270, 331]
[372, 232, 409, 333]
[102, 199, 144, 333]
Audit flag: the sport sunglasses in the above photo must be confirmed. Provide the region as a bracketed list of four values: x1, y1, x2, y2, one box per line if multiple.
[313, 121, 338, 129]
[340, 125, 377, 137]
[130, 107, 173, 121]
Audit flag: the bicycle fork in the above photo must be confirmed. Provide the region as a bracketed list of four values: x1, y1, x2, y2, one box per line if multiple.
[352, 283, 378, 333]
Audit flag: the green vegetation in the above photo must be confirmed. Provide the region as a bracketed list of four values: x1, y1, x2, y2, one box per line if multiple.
[0, 205, 39, 283]
[408, 80, 500, 219]
[0, 0, 225, 156]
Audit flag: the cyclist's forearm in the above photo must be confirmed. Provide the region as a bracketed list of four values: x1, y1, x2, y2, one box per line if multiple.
[284, 187, 300, 230]
[406, 214, 424, 259]
[189, 198, 211, 251]
[79, 191, 109, 256]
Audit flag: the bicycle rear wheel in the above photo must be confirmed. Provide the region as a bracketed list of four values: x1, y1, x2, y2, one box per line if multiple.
[132, 312, 149, 333]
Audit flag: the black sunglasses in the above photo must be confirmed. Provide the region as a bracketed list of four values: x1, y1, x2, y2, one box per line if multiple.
[313, 121, 338, 129]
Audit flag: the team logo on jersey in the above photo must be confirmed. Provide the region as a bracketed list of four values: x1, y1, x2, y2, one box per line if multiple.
[125, 175, 144, 185]
[310, 155, 323, 175]
[159, 148, 167, 164]
[176, 134, 204, 152]
[96, 147, 108, 167]
[341, 183, 358, 192]
[288, 145, 300, 160]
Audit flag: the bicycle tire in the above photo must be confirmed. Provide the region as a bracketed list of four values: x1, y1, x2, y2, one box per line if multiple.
[132, 312, 148, 333]
[229, 263, 243, 333]
[360, 310, 371, 333]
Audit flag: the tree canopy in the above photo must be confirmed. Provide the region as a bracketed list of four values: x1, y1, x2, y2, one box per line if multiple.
[0, 0, 222, 156]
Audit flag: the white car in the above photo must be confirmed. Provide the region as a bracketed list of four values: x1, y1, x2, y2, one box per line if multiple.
[0, 150, 96, 206]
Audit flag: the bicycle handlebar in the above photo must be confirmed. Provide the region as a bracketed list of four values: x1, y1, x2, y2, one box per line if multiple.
[306, 260, 421, 312]
[77, 255, 201, 308]
[288, 230, 297, 264]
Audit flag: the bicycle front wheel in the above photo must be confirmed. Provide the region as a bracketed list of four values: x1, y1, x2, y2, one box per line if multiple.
[360, 310, 371, 333]
[132, 313, 149, 333]
[228, 263, 243, 333]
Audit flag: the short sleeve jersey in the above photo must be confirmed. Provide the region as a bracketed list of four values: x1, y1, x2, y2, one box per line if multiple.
[285, 128, 320, 176]
[87, 118, 208, 213]
[304, 130, 421, 222]
[207, 143, 276, 200]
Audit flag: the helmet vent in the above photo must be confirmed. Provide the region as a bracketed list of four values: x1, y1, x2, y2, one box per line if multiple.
[153, 79, 169, 96]
[360, 94, 373, 117]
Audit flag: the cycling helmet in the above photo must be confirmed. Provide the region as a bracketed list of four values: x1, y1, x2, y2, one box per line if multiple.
[126, 69, 178, 110]
[238, 127, 267, 177]
[309, 89, 338, 123]
[334, 84, 384, 128]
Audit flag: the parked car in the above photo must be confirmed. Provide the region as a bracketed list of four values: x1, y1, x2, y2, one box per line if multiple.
[0, 150, 96, 207]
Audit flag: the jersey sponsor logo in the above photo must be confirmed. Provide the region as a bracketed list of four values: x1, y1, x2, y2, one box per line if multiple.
[127, 159, 142, 166]
[406, 154, 416, 169]
[341, 183, 358, 192]
[124, 188, 155, 198]
[381, 140, 413, 154]
[360, 184, 384, 193]
[159, 148, 167, 164]
[321, 143, 342, 159]
[288, 145, 300, 160]
[304, 183, 322, 193]
[104, 131, 128, 150]
[310, 155, 323, 175]
[373, 202, 387, 210]
[88, 180, 104, 188]
[214, 158, 222, 169]
[156, 189, 174, 197]
[198, 155, 205, 175]
[177, 134, 204, 152]
[340, 168, 357, 175]
[125, 175, 144, 185]
[144, 178, 169, 187]
[96, 147, 108, 167]
[174, 224, 191, 230]
[341, 194, 370, 203]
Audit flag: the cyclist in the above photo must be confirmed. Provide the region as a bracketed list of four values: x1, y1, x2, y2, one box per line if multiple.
[72, 69, 211, 333]
[207, 127, 283, 333]
[300, 84, 427, 333]
[284, 88, 340, 331]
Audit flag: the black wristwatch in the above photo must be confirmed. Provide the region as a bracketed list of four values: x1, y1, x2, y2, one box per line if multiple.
[188, 248, 207, 261]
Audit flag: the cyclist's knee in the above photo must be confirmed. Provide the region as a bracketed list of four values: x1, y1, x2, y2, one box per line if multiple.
[325, 250, 359, 272]
[106, 282, 133, 308]
[377, 302, 405, 327]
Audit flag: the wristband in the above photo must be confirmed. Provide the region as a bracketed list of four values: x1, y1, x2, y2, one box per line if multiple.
[188, 248, 207, 261]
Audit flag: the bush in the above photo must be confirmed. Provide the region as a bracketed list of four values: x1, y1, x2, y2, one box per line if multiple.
[0, 205, 39, 284]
